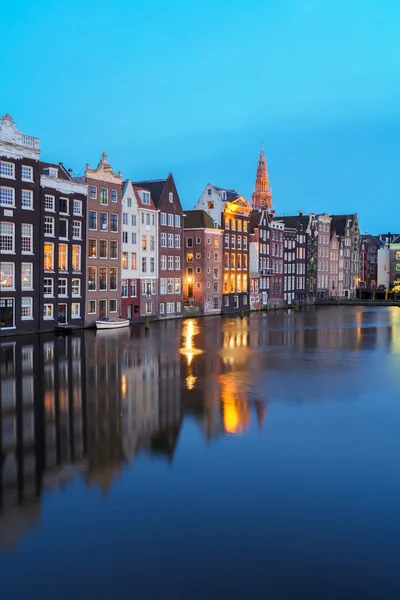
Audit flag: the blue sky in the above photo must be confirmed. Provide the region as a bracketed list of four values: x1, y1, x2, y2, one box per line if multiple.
[1, 0, 399, 232]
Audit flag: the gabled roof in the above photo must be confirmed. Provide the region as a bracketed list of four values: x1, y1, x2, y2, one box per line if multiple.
[184, 210, 216, 229]
[213, 185, 240, 201]
[131, 178, 168, 208]
[274, 215, 309, 230]
[40, 161, 71, 181]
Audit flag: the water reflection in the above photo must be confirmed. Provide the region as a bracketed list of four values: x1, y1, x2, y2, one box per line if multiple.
[1, 306, 400, 555]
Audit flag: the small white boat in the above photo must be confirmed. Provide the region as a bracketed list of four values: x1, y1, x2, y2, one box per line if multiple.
[95, 317, 130, 330]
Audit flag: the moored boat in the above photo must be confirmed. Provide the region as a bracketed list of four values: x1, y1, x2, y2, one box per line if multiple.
[95, 317, 130, 330]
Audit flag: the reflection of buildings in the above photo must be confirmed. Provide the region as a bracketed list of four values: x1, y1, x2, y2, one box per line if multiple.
[0, 334, 85, 552]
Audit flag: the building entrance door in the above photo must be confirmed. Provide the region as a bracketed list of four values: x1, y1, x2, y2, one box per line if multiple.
[58, 304, 67, 324]
[99, 300, 107, 318]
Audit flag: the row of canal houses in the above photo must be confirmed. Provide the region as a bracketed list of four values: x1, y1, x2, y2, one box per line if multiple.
[0, 114, 360, 336]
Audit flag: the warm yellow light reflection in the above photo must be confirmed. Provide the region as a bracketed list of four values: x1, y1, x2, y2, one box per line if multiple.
[186, 375, 197, 390]
[219, 374, 250, 436]
[179, 319, 203, 367]
[121, 374, 127, 400]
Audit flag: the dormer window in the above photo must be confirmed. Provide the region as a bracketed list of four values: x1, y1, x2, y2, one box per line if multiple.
[44, 167, 58, 178]
[142, 191, 150, 205]
[222, 191, 226, 200]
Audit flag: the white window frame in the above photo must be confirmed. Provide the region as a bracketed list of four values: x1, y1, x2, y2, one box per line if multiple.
[21, 224, 33, 254]
[71, 303, 81, 319]
[21, 189, 33, 209]
[21, 263, 33, 290]
[58, 278, 68, 297]
[0, 262, 15, 290]
[43, 303, 54, 320]
[72, 278, 81, 297]
[21, 297, 33, 320]
[44, 278, 54, 297]
[73, 199, 82, 216]
[44, 194, 55, 211]
[0, 186, 15, 207]
[0, 161, 15, 179]
[88, 300, 96, 314]
[73, 220, 82, 239]
[110, 299, 118, 312]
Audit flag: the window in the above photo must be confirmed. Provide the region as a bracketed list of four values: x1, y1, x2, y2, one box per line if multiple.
[207, 201, 214, 209]
[21, 297, 33, 319]
[88, 300, 96, 314]
[123, 212, 128, 225]
[109, 268, 117, 291]
[111, 189, 117, 203]
[150, 257, 155, 273]
[72, 245, 81, 272]
[0, 263, 14, 290]
[167, 302, 174, 313]
[130, 281, 137, 297]
[43, 304, 54, 319]
[175, 278, 181, 293]
[88, 267, 96, 291]
[161, 255, 167, 270]
[168, 256, 174, 270]
[21, 190, 33, 209]
[99, 267, 107, 290]
[88, 239, 97, 258]
[121, 280, 128, 297]
[142, 235, 147, 251]
[100, 188, 108, 204]
[225, 234, 229, 249]
[168, 214, 173, 226]
[243, 221, 248, 233]
[21, 224, 33, 253]
[45, 194, 55, 211]
[168, 233, 174, 247]
[73, 221, 82, 239]
[44, 243, 54, 271]
[58, 278, 67, 296]
[59, 197, 69, 214]
[167, 278, 174, 294]
[100, 212, 108, 231]
[59, 219, 68, 239]
[122, 252, 128, 269]
[175, 256, 180, 270]
[90, 185, 97, 199]
[44, 216, 55, 236]
[174, 234, 180, 248]
[187, 238, 193, 248]
[0, 221, 15, 254]
[0, 186, 15, 207]
[110, 299, 117, 313]
[142, 191, 150, 204]
[122, 232, 128, 244]
[99, 240, 108, 258]
[187, 253, 193, 263]
[195, 252, 201, 260]
[176, 302, 181, 312]
[89, 211, 97, 230]
[72, 279, 81, 296]
[58, 244, 68, 271]
[0, 298, 15, 328]
[169, 192, 173, 203]
[161, 213, 167, 225]
[150, 236, 155, 251]
[110, 241, 118, 259]
[21, 263, 32, 290]
[160, 278, 167, 294]
[160, 303, 165, 314]
[175, 215, 180, 227]
[142, 257, 147, 273]
[0, 161, 14, 178]
[146, 213, 150, 225]
[131, 252, 137, 270]
[110, 214, 118, 232]
[71, 303, 80, 318]
[161, 233, 167, 247]
[131, 214, 136, 226]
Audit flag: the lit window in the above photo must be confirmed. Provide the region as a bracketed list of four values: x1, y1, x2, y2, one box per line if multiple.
[21, 263, 33, 290]
[71, 303, 81, 318]
[44, 243, 54, 271]
[0, 262, 14, 290]
[72, 245, 81, 272]
[58, 244, 68, 271]
[43, 304, 54, 319]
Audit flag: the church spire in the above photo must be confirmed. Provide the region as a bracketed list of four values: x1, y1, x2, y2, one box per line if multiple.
[252, 141, 272, 210]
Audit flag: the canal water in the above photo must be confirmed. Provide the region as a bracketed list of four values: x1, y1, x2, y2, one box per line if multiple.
[0, 306, 399, 599]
